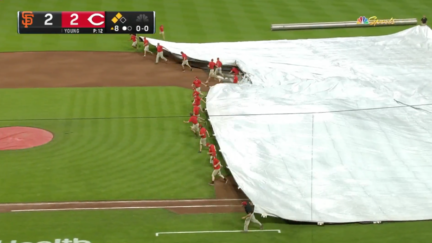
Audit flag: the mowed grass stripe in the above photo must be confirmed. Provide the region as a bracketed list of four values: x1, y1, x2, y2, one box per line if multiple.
[381, 0, 422, 18]
[0, 87, 191, 120]
[240, 0, 274, 34]
[194, 1, 229, 42]
[222, 0, 260, 38]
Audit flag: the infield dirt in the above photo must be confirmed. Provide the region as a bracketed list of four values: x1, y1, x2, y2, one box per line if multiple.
[0, 51, 247, 214]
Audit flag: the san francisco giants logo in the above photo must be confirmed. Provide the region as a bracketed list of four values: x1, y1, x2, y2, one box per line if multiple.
[21, 11, 34, 28]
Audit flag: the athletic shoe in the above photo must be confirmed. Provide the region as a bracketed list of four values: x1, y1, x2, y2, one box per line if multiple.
[190, 68, 193, 71]
[224, 178, 228, 184]
[199, 151, 201, 153]
[260, 225, 263, 230]
[209, 182, 214, 186]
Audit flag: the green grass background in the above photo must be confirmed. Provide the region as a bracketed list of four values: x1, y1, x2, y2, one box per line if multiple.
[0, 87, 221, 202]
[2, 210, 432, 243]
[0, 0, 428, 51]
[0, 0, 431, 242]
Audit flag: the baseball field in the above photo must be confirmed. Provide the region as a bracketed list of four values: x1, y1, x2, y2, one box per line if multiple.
[1, 0, 431, 242]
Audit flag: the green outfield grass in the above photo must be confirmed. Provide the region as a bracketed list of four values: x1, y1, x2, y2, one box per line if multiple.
[0, 0, 429, 51]
[0, 87, 224, 202]
[1, 210, 432, 243]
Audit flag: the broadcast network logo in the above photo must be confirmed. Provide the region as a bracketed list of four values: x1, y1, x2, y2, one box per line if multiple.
[357, 16, 369, 24]
[0, 238, 90, 243]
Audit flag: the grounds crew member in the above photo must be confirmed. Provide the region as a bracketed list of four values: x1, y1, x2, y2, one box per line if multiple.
[142, 37, 153, 56]
[210, 156, 228, 185]
[241, 201, 263, 232]
[183, 113, 199, 137]
[159, 25, 165, 39]
[155, 43, 168, 64]
[180, 51, 193, 72]
[130, 34, 137, 49]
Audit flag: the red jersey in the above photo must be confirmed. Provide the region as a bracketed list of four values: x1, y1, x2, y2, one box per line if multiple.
[208, 144, 216, 156]
[144, 39, 149, 46]
[160, 25, 164, 32]
[131, 35, 136, 42]
[200, 127, 207, 138]
[193, 90, 200, 97]
[231, 67, 239, 75]
[216, 60, 222, 67]
[182, 53, 187, 60]
[157, 45, 163, 52]
[209, 61, 215, 69]
[213, 157, 221, 170]
[193, 79, 201, 88]
[193, 96, 201, 106]
[188, 116, 198, 124]
[233, 75, 238, 83]
[193, 106, 200, 116]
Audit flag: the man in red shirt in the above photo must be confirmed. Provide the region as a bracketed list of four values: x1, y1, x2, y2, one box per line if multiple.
[192, 89, 200, 98]
[206, 59, 218, 84]
[192, 76, 207, 94]
[233, 74, 239, 84]
[159, 25, 165, 39]
[130, 34, 137, 49]
[229, 66, 240, 76]
[193, 105, 200, 117]
[183, 113, 199, 137]
[193, 94, 206, 112]
[207, 143, 217, 164]
[155, 43, 168, 64]
[199, 124, 210, 153]
[180, 51, 192, 72]
[215, 58, 223, 76]
[142, 37, 153, 56]
[193, 104, 206, 124]
[210, 157, 228, 185]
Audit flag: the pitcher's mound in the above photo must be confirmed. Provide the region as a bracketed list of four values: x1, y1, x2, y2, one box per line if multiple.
[0, 127, 53, 151]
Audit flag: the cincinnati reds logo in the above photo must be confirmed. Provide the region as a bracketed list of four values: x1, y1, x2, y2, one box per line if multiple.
[88, 13, 104, 26]
[21, 11, 34, 28]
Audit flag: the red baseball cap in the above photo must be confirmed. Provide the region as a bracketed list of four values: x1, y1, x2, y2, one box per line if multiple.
[241, 201, 247, 206]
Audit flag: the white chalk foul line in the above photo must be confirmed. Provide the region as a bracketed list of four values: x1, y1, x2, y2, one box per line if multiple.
[11, 204, 240, 212]
[155, 229, 281, 236]
[2, 198, 247, 206]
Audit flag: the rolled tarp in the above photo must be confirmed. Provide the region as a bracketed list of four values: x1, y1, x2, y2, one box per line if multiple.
[272, 17, 418, 31]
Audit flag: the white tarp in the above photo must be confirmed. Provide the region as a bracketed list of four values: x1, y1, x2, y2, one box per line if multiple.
[146, 26, 432, 223]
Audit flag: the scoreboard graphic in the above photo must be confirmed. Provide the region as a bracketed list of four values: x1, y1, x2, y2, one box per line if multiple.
[18, 11, 156, 34]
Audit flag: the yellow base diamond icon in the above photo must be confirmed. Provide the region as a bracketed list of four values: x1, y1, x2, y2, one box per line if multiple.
[116, 13, 122, 19]
[112, 17, 118, 24]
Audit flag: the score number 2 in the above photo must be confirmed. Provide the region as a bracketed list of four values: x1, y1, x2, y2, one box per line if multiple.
[70, 13, 78, 25]
[44, 13, 53, 25]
